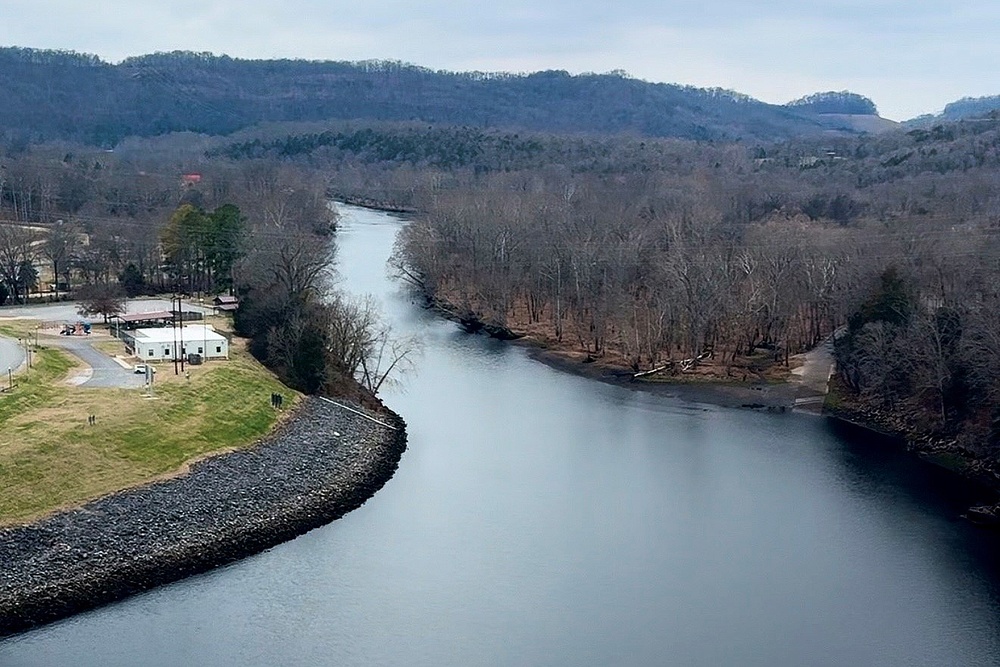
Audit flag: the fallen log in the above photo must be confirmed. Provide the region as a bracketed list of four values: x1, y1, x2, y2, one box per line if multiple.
[633, 352, 710, 379]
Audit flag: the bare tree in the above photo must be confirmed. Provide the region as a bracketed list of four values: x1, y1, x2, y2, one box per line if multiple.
[75, 282, 126, 322]
[237, 230, 336, 304]
[0, 224, 38, 304]
[43, 220, 77, 299]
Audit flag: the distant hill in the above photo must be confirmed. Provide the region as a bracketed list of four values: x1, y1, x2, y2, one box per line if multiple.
[942, 96, 1000, 119]
[904, 94, 1000, 127]
[785, 91, 879, 116]
[801, 113, 899, 134]
[780, 92, 898, 134]
[0, 47, 894, 146]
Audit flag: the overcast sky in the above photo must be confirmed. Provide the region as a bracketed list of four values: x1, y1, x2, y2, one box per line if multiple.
[1, 0, 997, 121]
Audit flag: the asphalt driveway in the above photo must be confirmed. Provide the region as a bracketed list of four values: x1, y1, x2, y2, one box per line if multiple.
[0, 338, 25, 379]
[50, 337, 146, 389]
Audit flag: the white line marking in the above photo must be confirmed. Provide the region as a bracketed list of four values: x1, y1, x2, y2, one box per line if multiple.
[317, 396, 398, 430]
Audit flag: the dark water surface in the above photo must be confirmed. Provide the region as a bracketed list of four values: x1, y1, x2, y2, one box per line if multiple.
[2, 205, 999, 666]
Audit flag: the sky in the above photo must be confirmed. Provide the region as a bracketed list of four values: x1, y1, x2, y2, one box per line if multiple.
[1, 0, 998, 121]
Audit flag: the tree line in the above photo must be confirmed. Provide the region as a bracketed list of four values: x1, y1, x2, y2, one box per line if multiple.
[7, 108, 1000, 457]
[0, 145, 334, 303]
[0, 141, 412, 402]
[0, 47, 886, 147]
[232, 232, 415, 407]
[356, 118, 1000, 468]
[393, 173, 857, 371]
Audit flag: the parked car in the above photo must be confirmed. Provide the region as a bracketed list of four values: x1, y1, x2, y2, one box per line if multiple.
[133, 364, 156, 375]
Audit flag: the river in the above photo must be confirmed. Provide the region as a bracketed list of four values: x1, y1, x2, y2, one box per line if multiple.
[2, 205, 999, 666]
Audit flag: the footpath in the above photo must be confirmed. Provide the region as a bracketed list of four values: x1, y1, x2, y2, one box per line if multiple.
[788, 335, 836, 413]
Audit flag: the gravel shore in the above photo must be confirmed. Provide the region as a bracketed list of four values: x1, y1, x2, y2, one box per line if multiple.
[0, 396, 407, 637]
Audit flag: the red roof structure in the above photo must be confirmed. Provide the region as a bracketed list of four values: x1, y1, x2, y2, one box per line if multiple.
[117, 310, 173, 323]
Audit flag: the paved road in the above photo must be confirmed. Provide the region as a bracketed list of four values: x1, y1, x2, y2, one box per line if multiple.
[0, 298, 210, 322]
[0, 337, 25, 379]
[49, 337, 147, 389]
[788, 334, 838, 413]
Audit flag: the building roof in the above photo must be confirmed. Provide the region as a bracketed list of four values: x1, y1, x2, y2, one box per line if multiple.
[132, 325, 227, 345]
[214, 295, 238, 304]
[116, 310, 173, 323]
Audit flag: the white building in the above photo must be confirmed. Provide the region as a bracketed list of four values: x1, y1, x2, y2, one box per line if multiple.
[125, 325, 229, 361]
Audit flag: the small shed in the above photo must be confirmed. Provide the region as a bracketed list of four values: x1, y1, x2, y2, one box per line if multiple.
[213, 295, 239, 313]
[125, 325, 229, 361]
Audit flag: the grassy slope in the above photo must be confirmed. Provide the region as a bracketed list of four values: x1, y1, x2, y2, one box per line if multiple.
[0, 324, 297, 524]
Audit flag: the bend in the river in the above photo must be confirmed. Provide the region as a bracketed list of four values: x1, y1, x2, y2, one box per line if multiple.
[2, 204, 999, 667]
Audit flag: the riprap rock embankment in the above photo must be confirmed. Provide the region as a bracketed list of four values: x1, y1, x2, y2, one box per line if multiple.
[0, 397, 406, 637]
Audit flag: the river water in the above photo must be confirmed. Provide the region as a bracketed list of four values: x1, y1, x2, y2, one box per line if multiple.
[2, 205, 1000, 666]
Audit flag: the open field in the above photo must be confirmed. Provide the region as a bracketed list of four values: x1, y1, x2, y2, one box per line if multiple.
[0, 320, 298, 524]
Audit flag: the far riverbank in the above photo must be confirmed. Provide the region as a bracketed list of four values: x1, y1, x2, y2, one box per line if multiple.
[419, 290, 1000, 521]
[420, 291, 805, 411]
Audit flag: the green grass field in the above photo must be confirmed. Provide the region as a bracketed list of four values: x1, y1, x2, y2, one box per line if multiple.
[0, 324, 298, 524]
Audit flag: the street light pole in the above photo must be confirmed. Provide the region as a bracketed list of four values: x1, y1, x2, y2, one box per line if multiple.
[199, 297, 206, 362]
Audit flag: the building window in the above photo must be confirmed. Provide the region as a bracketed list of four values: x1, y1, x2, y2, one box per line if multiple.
[164, 348, 170, 356]
[148, 350, 154, 357]
[216, 346, 222, 354]
[197, 347, 203, 354]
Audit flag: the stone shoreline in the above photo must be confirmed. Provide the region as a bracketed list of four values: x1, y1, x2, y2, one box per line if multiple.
[0, 396, 407, 637]
[823, 397, 1000, 520]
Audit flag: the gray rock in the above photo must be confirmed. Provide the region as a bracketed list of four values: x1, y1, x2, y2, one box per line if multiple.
[0, 397, 407, 637]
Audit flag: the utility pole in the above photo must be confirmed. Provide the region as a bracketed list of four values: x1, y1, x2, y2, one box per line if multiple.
[172, 295, 179, 375]
[178, 295, 185, 372]
[199, 296, 207, 362]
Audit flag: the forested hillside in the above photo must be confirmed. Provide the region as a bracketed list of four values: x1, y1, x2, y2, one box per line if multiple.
[908, 96, 1000, 127]
[290, 117, 999, 474]
[0, 47, 886, 146]
[2, 45, 999, 485]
